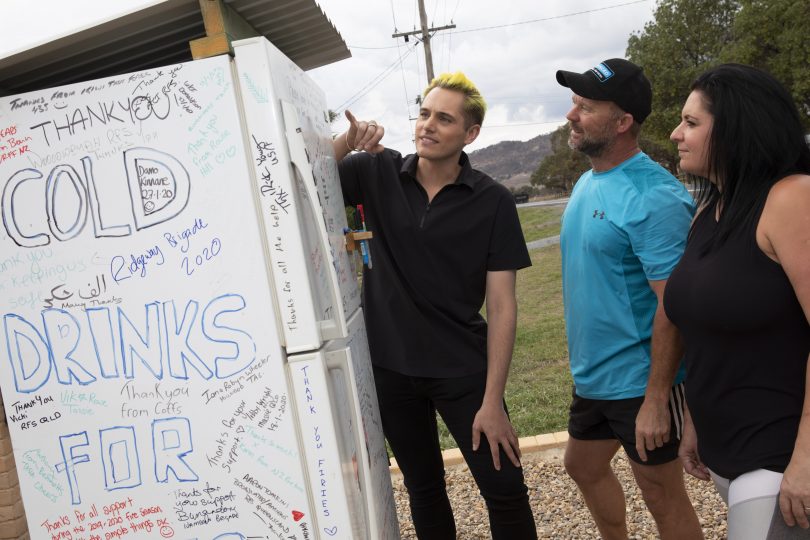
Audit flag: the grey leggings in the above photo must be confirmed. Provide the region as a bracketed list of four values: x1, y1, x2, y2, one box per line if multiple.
[710, 469, 810, 539]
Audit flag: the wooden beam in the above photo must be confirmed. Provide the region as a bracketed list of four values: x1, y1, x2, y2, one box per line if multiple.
[189, 0, 261, 60]
[189, 33, 232, 60]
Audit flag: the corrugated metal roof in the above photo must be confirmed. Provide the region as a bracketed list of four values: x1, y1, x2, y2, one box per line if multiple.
[0, 0, 350, 96]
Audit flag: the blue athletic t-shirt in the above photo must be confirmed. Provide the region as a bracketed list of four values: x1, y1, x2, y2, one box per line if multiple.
[561, 152, 694, 399]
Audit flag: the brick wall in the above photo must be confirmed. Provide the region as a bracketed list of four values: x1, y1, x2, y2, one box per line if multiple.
[0, 393, 29, 539]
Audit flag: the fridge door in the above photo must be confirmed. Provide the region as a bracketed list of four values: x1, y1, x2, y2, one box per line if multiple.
[288, 310, 399, 540]
[233, 37, 361, 354]
[323, 310, 400, 539]
[287, 353, 366, 539]
[0, 56, 317, 539]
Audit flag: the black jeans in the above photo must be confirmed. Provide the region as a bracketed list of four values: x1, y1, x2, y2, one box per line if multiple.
[373, 366, 537, 539]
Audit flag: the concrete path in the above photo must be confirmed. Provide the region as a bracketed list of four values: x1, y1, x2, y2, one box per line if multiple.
[517, 197, 569, 208]
[526, 235, 560, 250]
[520, 196, 566, 251]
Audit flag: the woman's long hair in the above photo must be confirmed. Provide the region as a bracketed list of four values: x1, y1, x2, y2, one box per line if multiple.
[686, 64, 810, 249]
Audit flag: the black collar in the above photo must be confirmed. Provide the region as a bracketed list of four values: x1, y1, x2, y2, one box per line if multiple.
[399, 151, 479, 189]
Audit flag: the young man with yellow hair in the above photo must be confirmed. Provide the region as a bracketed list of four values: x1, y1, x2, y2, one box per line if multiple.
[333, 73, 537, 538]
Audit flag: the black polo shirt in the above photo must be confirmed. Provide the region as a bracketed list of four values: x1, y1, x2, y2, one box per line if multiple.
[339, 149, 531, 378]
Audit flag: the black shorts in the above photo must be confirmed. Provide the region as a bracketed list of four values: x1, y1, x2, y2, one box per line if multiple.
[568, 383, 686, 465]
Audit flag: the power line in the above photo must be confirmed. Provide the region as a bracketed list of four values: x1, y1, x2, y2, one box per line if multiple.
[452, 0, 648, 34]
[335, 0, 650, 122]
[392, 0, 416, 127]
[446, 29, 453, 73]
[392, 0, 456, 82]
[388, 0, 398, 28]
[414, 37, 424, 89]
[450, 0, 463, 20]
[444, 0, 454, 72]
[346, 0, 648, 49]
[334, 42, 420, 114]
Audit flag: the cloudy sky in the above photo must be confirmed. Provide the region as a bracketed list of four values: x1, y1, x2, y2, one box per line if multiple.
[0, 0, 656, 153]
[310, 0, 657, 152]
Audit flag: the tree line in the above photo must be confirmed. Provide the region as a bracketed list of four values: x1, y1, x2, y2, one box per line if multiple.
[531, 0, 810, 193]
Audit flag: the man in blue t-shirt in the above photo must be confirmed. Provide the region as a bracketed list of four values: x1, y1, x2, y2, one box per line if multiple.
[557, 58, 702, 539]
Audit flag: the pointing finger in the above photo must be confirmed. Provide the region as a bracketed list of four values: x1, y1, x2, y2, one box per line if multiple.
[344, 110, 358, 127]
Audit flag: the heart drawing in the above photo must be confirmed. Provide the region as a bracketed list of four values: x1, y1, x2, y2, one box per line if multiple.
[292, 510, 305, 522]
[323, 526, 338, 536]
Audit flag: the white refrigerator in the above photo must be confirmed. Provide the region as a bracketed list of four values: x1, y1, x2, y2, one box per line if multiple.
[0, 37, 398, 540]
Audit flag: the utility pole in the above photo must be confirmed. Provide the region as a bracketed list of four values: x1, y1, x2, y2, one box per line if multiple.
[392, 0, 455, 84]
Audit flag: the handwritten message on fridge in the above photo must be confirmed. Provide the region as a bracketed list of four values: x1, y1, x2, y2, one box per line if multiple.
[0, 55, 316, 540]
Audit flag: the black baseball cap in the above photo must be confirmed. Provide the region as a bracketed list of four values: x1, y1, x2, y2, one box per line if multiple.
[556, 58, 652, 123]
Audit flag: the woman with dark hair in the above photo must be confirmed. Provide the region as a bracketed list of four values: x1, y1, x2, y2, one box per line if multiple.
[665, 63, 810, 538]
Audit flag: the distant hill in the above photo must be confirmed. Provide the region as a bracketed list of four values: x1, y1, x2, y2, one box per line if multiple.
[468, 132, 553, 189]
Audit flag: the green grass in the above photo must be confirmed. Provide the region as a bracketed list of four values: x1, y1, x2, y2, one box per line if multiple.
[516, 205, 564, 242]
[508, 243, 571, 435]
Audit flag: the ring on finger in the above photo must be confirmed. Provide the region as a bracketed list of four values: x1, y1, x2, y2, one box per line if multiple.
[368, 120, 378, 127]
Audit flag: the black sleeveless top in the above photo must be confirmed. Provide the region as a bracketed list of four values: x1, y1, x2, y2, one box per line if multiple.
[664, 199, 810, 480]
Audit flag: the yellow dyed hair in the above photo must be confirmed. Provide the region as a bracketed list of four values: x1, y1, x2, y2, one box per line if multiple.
[423, 71, 487, 127]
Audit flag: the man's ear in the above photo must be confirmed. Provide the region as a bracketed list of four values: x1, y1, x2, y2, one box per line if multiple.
[464, 124, 481, 145]
[616, 112, 635, 134]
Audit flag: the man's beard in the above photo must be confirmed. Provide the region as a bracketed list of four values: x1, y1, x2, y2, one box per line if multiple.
[568, 125, 614, 158]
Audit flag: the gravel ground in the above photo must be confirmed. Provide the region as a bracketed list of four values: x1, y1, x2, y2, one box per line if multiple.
[392, 448, 728, 539]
